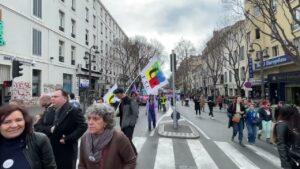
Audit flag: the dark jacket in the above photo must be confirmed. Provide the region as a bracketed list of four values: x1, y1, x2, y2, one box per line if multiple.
[258, 108, 272, 121]
[78, 130, 136, 169]
[275, 121, 298, 169]
[51, 102, 87, 169]
[227, 102, 246, 128]
[34, 105, 56, 137]
[120, 96, 139, 129]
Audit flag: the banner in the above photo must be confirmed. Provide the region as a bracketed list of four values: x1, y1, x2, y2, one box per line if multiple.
[103, 84, 118, 104]
[140, 57, 168, 95]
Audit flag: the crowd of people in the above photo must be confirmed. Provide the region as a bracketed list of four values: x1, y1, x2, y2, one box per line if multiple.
[0, 88, 138, 169]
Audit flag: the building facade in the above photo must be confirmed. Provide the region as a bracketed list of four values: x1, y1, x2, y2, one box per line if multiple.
[0, 0, 127, 105]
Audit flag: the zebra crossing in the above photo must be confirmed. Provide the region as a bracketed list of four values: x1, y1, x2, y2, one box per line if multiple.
[133, 136, 281, 169]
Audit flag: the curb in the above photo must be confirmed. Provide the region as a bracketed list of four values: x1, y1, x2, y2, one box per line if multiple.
[157, 120, 200, 139]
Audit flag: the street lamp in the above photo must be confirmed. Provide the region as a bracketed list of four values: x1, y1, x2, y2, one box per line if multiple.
[248, 42, 269, 99]
[83, 45, 99, 105]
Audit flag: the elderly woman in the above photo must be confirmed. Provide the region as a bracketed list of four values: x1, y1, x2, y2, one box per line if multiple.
[0, 104, 56, 169]
[78, 103, 136, 169]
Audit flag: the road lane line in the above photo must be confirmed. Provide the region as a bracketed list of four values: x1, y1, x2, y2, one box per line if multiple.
[246, 144, 281, 168]
[132, 137, 147, 154]
[154, 138, 175, 169]
[187, 139, 219, 169]
[215, 141, 259, 169]
[182, 115, 211, 140]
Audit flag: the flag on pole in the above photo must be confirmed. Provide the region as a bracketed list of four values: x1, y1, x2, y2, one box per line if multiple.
[140, 57, 168, 95]
[103, 84, 118, 104]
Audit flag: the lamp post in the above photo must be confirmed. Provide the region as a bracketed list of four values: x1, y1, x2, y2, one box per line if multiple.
[170, 50, 178, 129]
[84, 45, 99, 105]
[248, 42, 267, 99]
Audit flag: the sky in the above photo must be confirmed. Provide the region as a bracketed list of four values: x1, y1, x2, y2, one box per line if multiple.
[101, 0, 228, 75]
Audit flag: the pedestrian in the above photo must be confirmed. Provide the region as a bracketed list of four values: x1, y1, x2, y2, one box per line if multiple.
[245, 103, 260, 144]
[0, 104, 57, 169]
[146, 95, 158, 131]
[161, 94, 167, 112]
[78, 103, 136, 169]
[69, 93, 81, 108]
[273, 105, 300, 169]
[216, 95, 223, 110]
[113, 88, 139, 155]
[50, 89, 87, 169]
[157, 94, 162, 111]
[227, 96, 246, 146]
[34, 94, 56, 138]
[193, 95, 201, 116]
[207, 96, 215, 119]
[258, 100, 273, 144]
[274, 101, 284, 121]
[200, 95, 206, 113]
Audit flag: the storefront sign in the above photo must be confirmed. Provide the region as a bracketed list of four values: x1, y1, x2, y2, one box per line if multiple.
[248, 57, 254, 78]
[79, 79, 89, 88]
[255, 55, 293, 69]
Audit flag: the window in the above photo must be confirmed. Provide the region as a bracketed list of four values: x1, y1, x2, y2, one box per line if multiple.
[229, 71, 232, 82]
[85, 7, 89, 22]
[85, 29, 89, 45]
[101, 22, 103, 34]
[33, 0, 42, 18]
[294, 7, 300, 30]
[272, 45, 279, 57]
[100, 40, 103, 53]
[32, 69, 41, 97]
[71, 19, 76, 38]
[71, 46, 76, 65]
[224, 72, 227, 83]
[105, 27, 108, 38]
[246, 31, 251, 44]
[240, 67, 246, 81]
[255, 28, 260, 39]
[71, 0, 76, 11]
[59, 40, 65, 62]
[239, 46, 245, 60]
[32, 29, 42, 56]
[93, 15, 96, 28]
[59, 10, 65, 32]
[93, 35, 96, 46]
[105, 43, 108, 55]
[63, 74, 72, 94]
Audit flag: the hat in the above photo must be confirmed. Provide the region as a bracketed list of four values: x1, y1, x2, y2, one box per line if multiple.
[113, 88, 124, 94]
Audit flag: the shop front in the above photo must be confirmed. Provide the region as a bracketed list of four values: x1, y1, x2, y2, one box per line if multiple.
[268, 71, 300, 106]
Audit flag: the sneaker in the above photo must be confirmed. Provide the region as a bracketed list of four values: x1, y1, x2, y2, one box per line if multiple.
[211, 117, 214, 120]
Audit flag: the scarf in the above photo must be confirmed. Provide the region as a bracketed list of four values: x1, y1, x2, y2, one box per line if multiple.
[86, 129, 114, 162]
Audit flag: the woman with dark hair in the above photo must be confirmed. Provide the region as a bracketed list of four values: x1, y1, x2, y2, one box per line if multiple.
[78, 103, 136, 169]
[258, 100, 273, 143]
[0, 104, 56, 169]
[273, 105, 300, 169]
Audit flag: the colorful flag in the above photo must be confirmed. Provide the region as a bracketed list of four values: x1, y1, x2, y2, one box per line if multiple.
[103, 84, 118, 104]
[140, 57, 168, 95]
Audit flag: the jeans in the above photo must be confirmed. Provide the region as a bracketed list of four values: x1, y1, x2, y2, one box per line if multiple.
[262, 120, 272, 139]
[148, 110, 156, 130]
[232, 120, 244, 142]
[122, 125, 137, 155]
[246, 122, 257, 143]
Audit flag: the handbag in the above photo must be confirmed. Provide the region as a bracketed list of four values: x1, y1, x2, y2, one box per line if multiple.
[232, 113, 241, 123]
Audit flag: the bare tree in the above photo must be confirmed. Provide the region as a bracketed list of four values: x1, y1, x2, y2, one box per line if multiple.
[224, 0, 300, 64]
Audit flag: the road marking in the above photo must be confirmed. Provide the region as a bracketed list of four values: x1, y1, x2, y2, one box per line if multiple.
[132, 137, 147, 154]
[187, 139, 219, 169]
[215, 141, 259, 169]
[181, 115, 211, 140]
[150, 107, 172, 136]
[246, 144, 281, 168]
[154, 138, 175, 169]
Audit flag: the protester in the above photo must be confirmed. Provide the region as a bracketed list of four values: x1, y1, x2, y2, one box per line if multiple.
[113, 88, 139, 155]
[193, 95, 201, 116]
[258, 100, 273, 144]
[34, 94, 56, 138]
[227, 96, 246, 146]
[200, 95, 206, 113]
[161, 93, 167, 112]
[207, 96, 215, 119]
[216, 95, 223, 110]
[146, 95, 158, 131]
[50, 89, 87, 169]
[78, 103, 136, 169]
[274, 101, 284, 121]
[273, 105, 300, 169]
[245, 103, 260, 144]
[0, 104, 57, 169]
[69, 93, 80, 108]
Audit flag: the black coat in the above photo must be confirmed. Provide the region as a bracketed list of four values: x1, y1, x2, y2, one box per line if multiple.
[227, 103, 246, 128]
[51, 103, 87, 169]
[34, 105, 56, 137]
[258, 108, 272, 121]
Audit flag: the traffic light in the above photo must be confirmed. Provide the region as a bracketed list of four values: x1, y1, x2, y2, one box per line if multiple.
[0, 21, 6, 46]
[12, 60, 23, 78]
[3, 80, 12, 87]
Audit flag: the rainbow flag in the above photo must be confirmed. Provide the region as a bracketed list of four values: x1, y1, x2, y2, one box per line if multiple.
[103, 84, 118, 104]
[140, 57, 168, 95]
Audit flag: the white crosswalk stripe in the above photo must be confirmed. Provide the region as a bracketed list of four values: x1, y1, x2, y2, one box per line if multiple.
[153, 138, 175, 169]
[215, 141, 260, 169]
[132, 137, 147, 154]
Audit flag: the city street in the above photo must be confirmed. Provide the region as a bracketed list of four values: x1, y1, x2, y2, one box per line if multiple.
[133, 102, 281, 169]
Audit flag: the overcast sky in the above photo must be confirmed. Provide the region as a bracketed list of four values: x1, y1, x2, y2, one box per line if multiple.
[101, 0, 227, 75]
